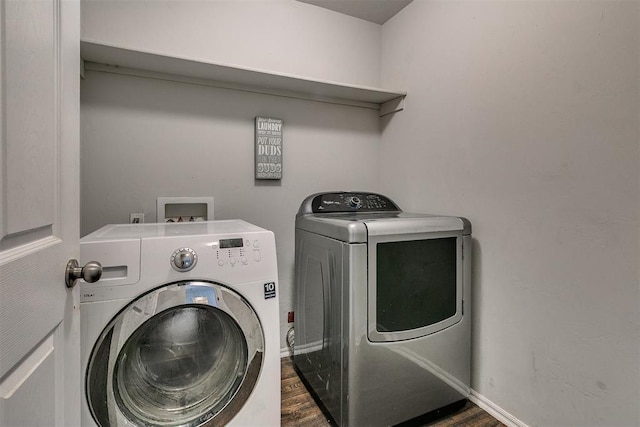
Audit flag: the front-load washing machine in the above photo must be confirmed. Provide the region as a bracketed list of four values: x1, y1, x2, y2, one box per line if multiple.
[79, 220, 280, 427]
[294, 192, 471, 426]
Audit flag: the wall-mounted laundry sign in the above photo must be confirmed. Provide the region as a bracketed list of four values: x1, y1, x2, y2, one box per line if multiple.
[255, 116, 283, 180]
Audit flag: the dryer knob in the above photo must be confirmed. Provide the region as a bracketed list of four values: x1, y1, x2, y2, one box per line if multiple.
[171, 248, 197, 272]
[347, 196, 362, 209]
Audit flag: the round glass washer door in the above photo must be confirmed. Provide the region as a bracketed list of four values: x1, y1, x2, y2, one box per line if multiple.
[86, 281, 264, 427]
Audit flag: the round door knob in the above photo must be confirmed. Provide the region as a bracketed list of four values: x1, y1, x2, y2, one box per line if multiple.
[66, 259, 103, 288]
[171, 248, 197, 272]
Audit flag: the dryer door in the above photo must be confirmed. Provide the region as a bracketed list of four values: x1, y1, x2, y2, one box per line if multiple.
[366, 218, 465, 342]
[86, 281, 264, 427]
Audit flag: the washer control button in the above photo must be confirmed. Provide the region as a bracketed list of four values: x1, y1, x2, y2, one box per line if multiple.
[253, 240, 260, 248]
[217, 259, 225, 267]
[171, 248, 197, 272]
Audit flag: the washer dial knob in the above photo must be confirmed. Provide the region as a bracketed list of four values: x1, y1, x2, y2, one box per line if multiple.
[171, 248, 197, 272]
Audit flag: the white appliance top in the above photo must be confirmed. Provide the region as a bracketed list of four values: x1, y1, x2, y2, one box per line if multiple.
[79, 219, 278, 303]
[82, 220, 265, 241]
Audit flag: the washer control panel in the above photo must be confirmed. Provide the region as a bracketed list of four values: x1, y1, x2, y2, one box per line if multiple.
[171, 248, 198, 272]
[213, 237, 262, 268]
[170, 237, 263, 271]
[306, 192, 401, 214]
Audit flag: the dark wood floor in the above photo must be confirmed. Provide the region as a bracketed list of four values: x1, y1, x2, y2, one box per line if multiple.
[281, 357, 505, 427]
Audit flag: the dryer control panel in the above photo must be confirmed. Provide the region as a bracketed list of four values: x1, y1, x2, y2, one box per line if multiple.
[300, 192, 402, 215]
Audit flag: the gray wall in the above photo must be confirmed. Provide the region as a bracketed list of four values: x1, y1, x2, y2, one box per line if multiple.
[81, 0, 640, 426]
[80, 0, 383, 352]
[381, 1, 639, 426]
[81, 71, 381, 349]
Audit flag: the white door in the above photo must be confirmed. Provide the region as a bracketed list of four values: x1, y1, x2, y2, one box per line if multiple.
[0, 0, 80, 426]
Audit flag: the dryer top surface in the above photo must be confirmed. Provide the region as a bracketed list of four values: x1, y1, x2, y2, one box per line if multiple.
[296, 213, 471, 243]
[296, 192, 471, 242]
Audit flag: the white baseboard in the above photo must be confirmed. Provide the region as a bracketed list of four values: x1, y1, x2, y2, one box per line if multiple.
[469, 390, 529, 427]
[280, 347, 292, 358]
[278, 352, 528, 427]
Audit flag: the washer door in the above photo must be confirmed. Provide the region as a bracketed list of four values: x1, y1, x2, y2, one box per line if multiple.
[86, 281, 264, 427]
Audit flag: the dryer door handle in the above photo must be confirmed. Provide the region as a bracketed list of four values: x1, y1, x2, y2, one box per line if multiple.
[65, 259, 102, 288]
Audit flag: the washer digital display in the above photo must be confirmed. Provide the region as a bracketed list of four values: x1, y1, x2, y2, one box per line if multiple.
[219, 238, 244, 249]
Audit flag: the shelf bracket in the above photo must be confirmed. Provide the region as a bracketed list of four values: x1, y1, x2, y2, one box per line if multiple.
[379, 96, 405, 117]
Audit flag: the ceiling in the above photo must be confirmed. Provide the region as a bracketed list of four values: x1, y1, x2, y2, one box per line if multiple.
[296, 0, 413, 25]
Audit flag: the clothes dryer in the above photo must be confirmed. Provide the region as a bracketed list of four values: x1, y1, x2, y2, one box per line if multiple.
[294, 192, 471, 426]
[80, 220, 279, 427]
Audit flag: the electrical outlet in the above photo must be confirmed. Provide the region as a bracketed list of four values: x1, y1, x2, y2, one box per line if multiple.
[130, 213, 144, 224]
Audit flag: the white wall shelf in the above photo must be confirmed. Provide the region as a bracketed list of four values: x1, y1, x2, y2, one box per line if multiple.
[80, 40, 406, 115]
